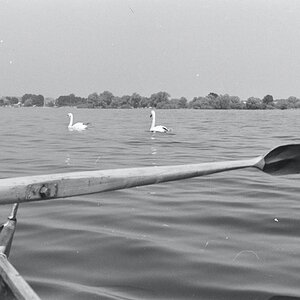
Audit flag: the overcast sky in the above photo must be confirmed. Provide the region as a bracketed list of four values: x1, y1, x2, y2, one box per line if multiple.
[0, 0, 300, 100]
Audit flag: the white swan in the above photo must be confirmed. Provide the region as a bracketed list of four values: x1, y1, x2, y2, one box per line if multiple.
[67, 113, 89, 131]
[149, 110, 170, 133]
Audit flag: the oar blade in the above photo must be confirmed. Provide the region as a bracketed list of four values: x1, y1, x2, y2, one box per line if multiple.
[262, 144, 300, 175]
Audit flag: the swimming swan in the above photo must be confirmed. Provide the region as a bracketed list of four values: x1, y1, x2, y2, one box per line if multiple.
[150, 110, 170, 133]
[67, 113, 89, 131]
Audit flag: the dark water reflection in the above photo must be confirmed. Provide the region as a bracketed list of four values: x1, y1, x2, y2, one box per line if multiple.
[0, 108, 299, 299]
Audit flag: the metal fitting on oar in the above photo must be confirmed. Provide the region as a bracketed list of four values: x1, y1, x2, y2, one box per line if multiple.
[39, 186, 51, 198]
[23, 182, 59, 202]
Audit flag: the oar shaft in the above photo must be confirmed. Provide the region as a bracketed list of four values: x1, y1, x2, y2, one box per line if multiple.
[0, 157, 261, 205]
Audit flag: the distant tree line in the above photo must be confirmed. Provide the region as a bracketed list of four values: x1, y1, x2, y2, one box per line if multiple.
[0, 94, 44, 107]
[1, 91, 300, 110]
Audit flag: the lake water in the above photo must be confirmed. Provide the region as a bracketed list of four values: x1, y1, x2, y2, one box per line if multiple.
[0, 107, 299, 300]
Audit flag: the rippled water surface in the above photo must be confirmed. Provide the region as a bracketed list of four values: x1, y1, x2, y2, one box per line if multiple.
[0, 108, 300, 299]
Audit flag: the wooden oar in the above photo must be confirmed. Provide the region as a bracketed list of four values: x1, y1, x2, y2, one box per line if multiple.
[0, 144, 299, 205]
[0, 203, 40, 299]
